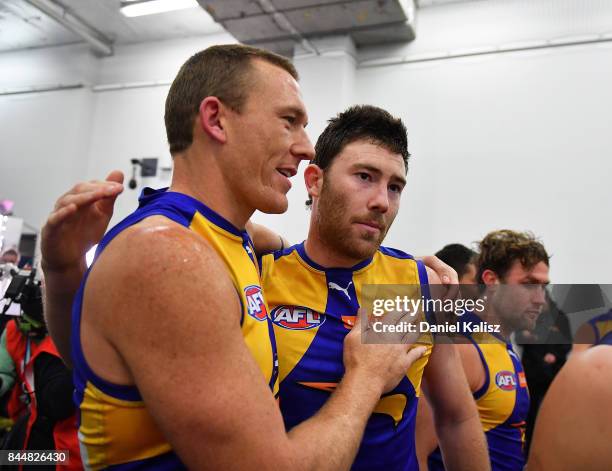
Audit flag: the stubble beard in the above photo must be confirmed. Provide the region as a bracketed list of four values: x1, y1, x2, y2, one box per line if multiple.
[316, 179, 386, 263]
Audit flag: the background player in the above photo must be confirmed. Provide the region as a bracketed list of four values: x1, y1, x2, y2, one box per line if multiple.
[420, 230, 550, 471]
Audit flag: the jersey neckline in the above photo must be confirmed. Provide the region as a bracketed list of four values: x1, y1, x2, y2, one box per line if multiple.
[139, 187, 249, 240]
[294, 241, 374, 274]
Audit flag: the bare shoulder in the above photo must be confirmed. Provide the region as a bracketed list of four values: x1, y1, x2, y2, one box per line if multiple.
[559, 345, 612, 393]
[93, 215, 229, 286]
[528, 346, 612, 471]
[544, 345, 612, 394]
[81, 215, 240, 382]
[88, 215, 236, 316]
[455, 342, 484, 392]
[455, 342, 480, 365]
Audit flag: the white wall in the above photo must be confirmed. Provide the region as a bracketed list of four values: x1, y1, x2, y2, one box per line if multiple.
[0, 87, 93, 228]
[0, 0, 611, 283]
[353, 0, 612, 283]
[0, 33, 235, 231]
[357, 44, 612, 283]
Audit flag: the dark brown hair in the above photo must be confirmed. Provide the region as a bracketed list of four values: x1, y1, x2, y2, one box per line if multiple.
[306, 105, 409, 206]
[165, 44, 298, 155]
[477, 230, 549, 283]
[435, 243, 478, 279]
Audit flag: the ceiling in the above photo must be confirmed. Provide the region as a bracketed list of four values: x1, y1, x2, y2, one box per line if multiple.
[0, 0, 449, 55]
[0, 0, 223, 53]
[197, 0, 417, 55]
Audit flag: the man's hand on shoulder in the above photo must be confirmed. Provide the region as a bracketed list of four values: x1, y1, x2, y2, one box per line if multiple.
[42, 171, 123, 275]
[42, 171, 123, 366]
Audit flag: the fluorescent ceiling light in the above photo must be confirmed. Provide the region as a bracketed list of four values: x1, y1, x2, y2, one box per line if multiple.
[120, 0, 199, 18]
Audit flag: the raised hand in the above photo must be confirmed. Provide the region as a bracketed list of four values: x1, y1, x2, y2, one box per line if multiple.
[41, 171, 124, 273]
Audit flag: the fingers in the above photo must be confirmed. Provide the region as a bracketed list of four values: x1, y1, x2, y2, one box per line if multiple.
[54, 188, 114, 213]
[421, 255, 458, 285]
[405, 346, 427, 365]
[54, 181, 122, 211]
[106, 170, 125, 185]
[444, 283, 460, 301]
[46, 203, 78, 227]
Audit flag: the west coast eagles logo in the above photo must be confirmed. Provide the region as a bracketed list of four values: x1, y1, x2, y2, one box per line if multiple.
[271, 306, 325, 330]
[244, 285, 267, 321]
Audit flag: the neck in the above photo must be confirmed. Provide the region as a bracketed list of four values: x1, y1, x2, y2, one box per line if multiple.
[479, 302, 512, 340]
[304, 213, 366, 269]
[170, 146, 253, 230]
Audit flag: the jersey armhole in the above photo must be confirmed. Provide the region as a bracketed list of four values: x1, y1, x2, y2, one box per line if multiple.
[469, 339, 490, 400]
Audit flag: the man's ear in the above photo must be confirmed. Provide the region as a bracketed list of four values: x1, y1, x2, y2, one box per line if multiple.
[481, 269, 499, 286]
[198, 97, 227, 143]
[304, 164, 324, 201]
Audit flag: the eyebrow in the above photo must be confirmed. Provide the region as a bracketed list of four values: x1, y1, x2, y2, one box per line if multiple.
[352, 163, 407, 186]
[523, 277, 550, 285]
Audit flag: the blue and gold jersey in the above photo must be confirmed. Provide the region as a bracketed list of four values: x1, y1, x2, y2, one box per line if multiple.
[260, 242, 432, 471]
[71, 188, 278, 470]
[587, 310, 612, 346]
[429, 312, 529, 471]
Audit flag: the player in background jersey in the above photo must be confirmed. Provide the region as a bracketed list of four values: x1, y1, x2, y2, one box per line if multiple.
[420, 230, 550, 471]
[41, 45, 429, 470]
[572, 309, 612, 352]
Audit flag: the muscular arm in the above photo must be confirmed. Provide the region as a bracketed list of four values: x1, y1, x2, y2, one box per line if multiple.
[84, 220, 423, 471]
[246, 221, 288, 255]
[42, 173, 124, 367]
[42, 262, 85, 368]
[423, 343, 490, 471]
[418, 268, 489, 471]
[528, 346, 612, 471]
[415, 342, 485, 469]
[415, 396, 437, 471]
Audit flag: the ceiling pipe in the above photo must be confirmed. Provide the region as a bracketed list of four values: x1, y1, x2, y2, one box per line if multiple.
[24, 0, 113, 56]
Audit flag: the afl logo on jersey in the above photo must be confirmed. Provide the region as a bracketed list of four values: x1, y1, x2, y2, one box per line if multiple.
[495, 371, 517, 391]
[271, 306, 325, 330]
[244, 285, 267, 321]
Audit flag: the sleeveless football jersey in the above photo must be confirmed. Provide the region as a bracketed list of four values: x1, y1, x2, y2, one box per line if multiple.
[587, 310, 612, 346]
[429, 312, 529, 471]
[72, 188, 278, 470]
[260, 242, 433, 471]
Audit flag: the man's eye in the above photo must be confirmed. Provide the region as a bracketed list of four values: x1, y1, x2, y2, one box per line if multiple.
[389, 184, 403, 194]
[358, 173, 371, 181]
[283, 116, 296, 124]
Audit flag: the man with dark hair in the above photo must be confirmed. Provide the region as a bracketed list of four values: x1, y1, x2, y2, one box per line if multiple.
[41, 46, 428, 470]
[305, 105, 409, 207]
[421, 229, 550, 471]
[435, 244, 478, 285]
[259, 105, 488, 471]
[42, 104, 485, 470]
